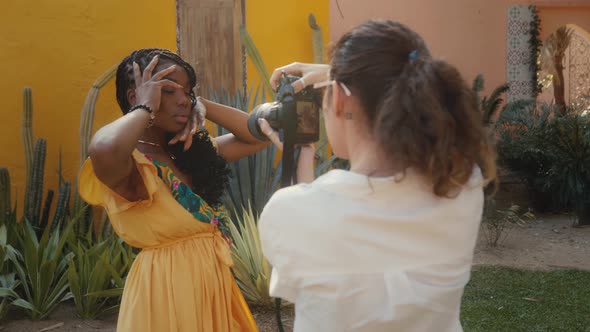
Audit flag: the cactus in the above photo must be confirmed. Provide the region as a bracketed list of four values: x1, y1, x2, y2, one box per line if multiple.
[0, 168, 10, 224]
[309, 14, 325, 64]
[73, 65, 117, 222]
[40, 189, 54, 231]
[58, 146, 65, 188]
[25, 138, 46, 225]
[22, 87, 34, 216]
[308, 14, 329, 164]
[79, 65, 117, 164]
[22, 87, 34, 178]
[51, 182, 71, 232]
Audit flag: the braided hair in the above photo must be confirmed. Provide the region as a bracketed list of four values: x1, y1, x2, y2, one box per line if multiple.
[115, 48, 230, 207]
[116, 48, 197, 111]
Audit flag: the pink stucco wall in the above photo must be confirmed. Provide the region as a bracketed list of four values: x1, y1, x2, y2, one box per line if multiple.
[329, 0, 590, 96]
[539, 6, 590, 39]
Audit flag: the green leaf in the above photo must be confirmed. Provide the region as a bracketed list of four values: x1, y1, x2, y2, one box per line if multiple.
[228, 204, 271, 305]
[0, 225, 7, 246]
[11, 298, 38, 313]
[98, 304, 121, 317]
[38, 259, 57, 302]
[239, 26, 275, 98]
[0, 287, 19, 299]
[68, 257, 82, 307]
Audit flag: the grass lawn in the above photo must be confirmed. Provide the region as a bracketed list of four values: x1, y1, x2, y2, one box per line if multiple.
[461, 266, 590, 332]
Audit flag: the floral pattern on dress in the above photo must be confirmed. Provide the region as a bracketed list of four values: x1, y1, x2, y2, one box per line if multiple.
[147, 156, 233, 244]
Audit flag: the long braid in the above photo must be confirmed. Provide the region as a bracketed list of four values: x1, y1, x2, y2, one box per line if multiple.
[115, 48, 230, 207]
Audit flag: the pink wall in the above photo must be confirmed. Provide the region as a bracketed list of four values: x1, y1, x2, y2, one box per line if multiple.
[538, 7, 590, 39]
[329, 0, 590, 96]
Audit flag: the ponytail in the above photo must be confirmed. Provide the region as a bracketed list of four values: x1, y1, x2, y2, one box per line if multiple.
[330, 19, 497, 197]
[374, 58, 496, 197]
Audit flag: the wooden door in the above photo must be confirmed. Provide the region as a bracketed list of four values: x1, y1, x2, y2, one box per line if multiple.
[177, 0, 244, 98]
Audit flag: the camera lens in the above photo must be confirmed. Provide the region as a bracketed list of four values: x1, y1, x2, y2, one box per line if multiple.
[247, 102, 281, 141]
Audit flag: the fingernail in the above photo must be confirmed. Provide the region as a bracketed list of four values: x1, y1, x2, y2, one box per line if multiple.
[258, 119, 263, 124]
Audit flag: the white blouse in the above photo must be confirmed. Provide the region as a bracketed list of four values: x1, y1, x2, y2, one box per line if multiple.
[259, 168, 484, 332]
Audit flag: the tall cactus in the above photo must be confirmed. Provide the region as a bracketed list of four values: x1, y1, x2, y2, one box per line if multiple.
[309, 14, 325, 64]
[309, 14, 329, 164]
[25, 138, 46, 225]
[22, 87, 34, 217]
[58, 146, 64, 189]
[73, 65, 117, 222]
[40, 189, 54, 231]
[0, 168, 10, 224]
[51, 182, 71, 232]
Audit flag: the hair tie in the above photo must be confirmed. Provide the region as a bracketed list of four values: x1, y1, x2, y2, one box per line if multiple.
[408, 50, 420, 63]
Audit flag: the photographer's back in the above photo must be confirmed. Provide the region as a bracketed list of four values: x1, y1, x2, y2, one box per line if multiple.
[259, 167, 484, 332]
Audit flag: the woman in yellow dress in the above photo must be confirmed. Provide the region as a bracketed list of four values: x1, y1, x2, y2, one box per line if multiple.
[79, 48, 264, 331]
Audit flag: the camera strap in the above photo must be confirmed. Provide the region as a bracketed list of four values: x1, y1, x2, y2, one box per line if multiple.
[276, 104, 299, 332]
[279, 103, 299, 188]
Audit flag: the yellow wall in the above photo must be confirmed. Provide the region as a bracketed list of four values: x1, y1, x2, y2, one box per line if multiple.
[0, 0, 329, 213]
[245, 0, 330, 93]
[0, 0, 177, 211]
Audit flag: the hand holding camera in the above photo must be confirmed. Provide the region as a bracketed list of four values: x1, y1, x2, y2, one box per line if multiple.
[247, 68, 326, 186]
[247, 71, 322, 144]
[270, 62, 331, 93]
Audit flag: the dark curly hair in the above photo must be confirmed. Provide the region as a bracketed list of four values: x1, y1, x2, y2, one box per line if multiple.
[165, 130, 230, 206]
[330, 20, 497, 197]
[115, 48, 230, 206]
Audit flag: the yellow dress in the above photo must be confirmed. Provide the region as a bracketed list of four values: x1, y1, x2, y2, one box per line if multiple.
[79, 150, 258, 332]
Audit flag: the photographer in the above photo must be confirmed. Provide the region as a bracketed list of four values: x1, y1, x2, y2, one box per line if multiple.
[258, 20, 496, 331]
[79, 48, 263, 331]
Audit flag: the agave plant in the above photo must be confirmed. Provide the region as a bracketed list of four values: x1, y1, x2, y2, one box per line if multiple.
[228, 204, 271, 305]
[210, 85, 281, 218]
[0, 223, 20, 319]
[67, 233, 133, 319]
[8, 217, 77, 320]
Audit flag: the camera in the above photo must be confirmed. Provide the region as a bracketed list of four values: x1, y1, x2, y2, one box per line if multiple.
[247, 73, 322, 144]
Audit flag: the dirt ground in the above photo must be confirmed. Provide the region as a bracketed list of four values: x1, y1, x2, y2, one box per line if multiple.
[474, 214, 590, 271]
[1, 214, 588, 332]
[0, 304, 294, 332]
